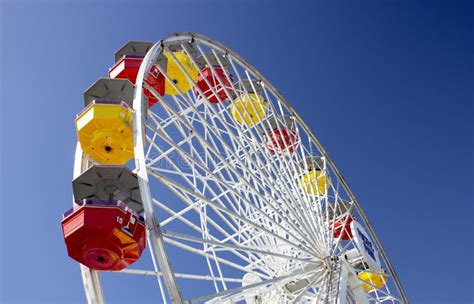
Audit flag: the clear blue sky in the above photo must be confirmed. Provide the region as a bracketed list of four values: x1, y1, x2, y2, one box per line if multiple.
[0, 0, 472, 303]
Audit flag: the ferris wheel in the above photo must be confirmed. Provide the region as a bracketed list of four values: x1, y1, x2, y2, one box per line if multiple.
[61, 32, 407, 303]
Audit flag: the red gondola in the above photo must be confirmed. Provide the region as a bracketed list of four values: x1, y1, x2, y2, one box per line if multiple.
[330, 215, 355, 241]
[61, 200, 146, 271]
[108, 41, 165, 108]
[194, 53, 233, 103]
[264, 116, 299, 156]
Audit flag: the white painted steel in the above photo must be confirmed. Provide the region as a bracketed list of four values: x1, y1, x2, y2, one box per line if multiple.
[73, 143, 105, 304]
[78, 32, 407, 304]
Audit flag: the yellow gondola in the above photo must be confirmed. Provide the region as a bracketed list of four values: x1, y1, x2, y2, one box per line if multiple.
[358, 269, 387, 292]
[231, 93, 268, 126]
[231, 80, 268, 126]
[76, 101, 134, 164]
[299, 156, 331, 196]
[164, 51, 198, 95]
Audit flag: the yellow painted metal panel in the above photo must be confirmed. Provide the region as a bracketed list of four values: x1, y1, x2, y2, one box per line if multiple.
[299, 169, 330, 196]
[76, 103, 134, 164]
[231, 93, 268, 126]
[164, 52, 198, 95]
[358, 269, 387, 292]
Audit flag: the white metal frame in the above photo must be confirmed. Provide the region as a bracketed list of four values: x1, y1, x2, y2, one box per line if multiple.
[73, 144, 105, 303]
[76, 32, 407, 304]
